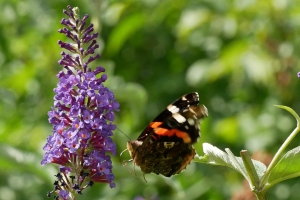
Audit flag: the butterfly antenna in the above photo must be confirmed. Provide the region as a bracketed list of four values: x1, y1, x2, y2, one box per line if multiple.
[116, 127, 132, 140]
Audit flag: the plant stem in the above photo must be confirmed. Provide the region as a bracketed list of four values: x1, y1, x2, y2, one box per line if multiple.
[240, 150, 267, 200]
[260, 106, 300, 187]
[240, 150, 260, 187]
[254, 191, 267, 200]
[261, 127, 299, 186]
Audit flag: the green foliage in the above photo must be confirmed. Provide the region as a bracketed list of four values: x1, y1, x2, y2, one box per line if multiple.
[1, 0, 300, 199]
[268, 146, 300, 186]
[196, 106, 300, 199]
[196, 143, 267, 180]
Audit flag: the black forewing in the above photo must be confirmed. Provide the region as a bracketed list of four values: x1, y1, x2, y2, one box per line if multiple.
[136, 93, 200, 142]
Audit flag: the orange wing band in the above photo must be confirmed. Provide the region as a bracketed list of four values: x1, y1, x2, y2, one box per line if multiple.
[153, 127, 191, 144]
[150, 122, 163, 129]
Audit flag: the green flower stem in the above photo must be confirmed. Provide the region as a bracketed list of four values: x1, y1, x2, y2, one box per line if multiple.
[240, 150, 267, 200]
[254, 192, 268, 200]
[240, 150, 260, 188]
[260, 105, 300, 189]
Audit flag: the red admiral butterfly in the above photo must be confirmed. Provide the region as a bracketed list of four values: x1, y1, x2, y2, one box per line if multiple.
[126, 92, 208, 177]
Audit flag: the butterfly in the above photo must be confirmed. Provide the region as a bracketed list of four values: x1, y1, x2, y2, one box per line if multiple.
[126, 92, 208, 177]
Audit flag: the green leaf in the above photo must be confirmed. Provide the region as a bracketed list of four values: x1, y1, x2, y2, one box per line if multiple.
[195, 143, 267, 180]
[267, 146, 300, 187]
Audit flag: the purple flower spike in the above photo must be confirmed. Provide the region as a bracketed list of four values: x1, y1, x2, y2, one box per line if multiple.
[42, 5, 119, 200]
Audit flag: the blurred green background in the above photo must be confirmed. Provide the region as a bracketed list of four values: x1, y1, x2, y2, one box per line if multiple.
[1, 0, 300, 199]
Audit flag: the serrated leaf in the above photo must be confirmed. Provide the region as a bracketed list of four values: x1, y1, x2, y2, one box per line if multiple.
[195, 143, 267, 180]
[267, 146, 300, 186]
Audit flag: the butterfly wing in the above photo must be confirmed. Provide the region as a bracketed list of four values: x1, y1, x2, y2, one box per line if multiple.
[137, 92, 207, 144]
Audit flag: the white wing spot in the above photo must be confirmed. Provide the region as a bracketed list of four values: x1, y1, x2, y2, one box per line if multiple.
[173, 113, 186, 123]
[167, 105, 180, 114]
[187, 118, 195, 126]
[185, 125, 189, 130]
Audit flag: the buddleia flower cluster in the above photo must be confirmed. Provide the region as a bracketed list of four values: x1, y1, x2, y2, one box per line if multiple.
[41, 5, 119, 200]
